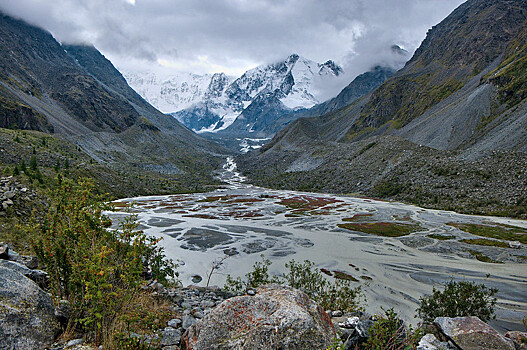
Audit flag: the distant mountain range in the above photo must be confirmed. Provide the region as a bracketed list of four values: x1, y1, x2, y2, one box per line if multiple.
[125, 54, 345, 135]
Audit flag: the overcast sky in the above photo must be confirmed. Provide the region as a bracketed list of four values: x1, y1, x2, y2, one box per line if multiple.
[0, 0, 465, 82]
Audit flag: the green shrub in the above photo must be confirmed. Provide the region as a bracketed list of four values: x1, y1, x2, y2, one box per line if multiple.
[28, 179, 176, 345]
[283, 259, 363, 312]
[29, 155, 38, 171]
[372, 181, 405, 197]
[224, 258, 363, 313]
[113, 293, 172, 350]
[364, 308, 423, 350]
[284, 259, 327, 298]
[224, 255, 281, 294]
[416, 280, 497, 323]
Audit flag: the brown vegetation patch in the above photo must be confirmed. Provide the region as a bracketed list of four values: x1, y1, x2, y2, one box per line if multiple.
[320, 268, 333, 276]
[332, 270, 359, 282]
[182, 214, 220, 220]
[278, 195, 343, 211]
[232, 198, 265, 203]
[222, 211, 264, 218]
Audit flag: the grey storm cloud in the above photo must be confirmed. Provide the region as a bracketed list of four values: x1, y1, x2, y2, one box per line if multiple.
[0, 0, 465, 82]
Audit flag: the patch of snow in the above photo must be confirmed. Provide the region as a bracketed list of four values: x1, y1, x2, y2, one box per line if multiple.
[239, 138, 271, 153]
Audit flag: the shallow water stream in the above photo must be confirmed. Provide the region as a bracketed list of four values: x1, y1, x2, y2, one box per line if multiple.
[109, 157, 527, 331]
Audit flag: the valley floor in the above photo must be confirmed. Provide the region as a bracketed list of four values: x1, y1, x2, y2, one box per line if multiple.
[108, 158, 527, 332]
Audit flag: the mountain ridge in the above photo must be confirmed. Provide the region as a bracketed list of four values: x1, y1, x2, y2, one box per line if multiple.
[125, 54, 346, 136]
[0, 12, 226, 195]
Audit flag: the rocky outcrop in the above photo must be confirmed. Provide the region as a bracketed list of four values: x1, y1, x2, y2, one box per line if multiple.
[0, 264, 60, 349]
[434, 316, 515, 350]
[0, 176, 39, 218]
[0, 259, 47, 287]
[181, 284, 335, 350]
[505, 331, 527, 350]
[335, 315, 374, 349]
[417, 333, 457, 350]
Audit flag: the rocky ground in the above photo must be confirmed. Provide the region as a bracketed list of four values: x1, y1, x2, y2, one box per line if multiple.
[238, 136, 527, 219]
[0, 176, 44, 218]
[1, 244, 526, 350]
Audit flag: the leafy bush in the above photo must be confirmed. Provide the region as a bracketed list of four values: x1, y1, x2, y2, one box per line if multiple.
[372, 180, 405, 197]
[284, 259, 363, 313]
[283, 259, 327, 298]
[416, 280, 497, 323]
[364, 308, 423, 350]
[224, 255, 281, 294]
[28, 179, 176, 345]
[224, 258, 363, 313]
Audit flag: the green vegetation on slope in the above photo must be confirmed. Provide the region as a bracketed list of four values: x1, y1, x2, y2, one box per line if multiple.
[0, 127, 222, 255]
[487, 21, 527, 107]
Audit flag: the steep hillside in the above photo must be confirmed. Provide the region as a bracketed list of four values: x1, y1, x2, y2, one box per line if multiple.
[0, 13, 226, 195]
[349, 0, 527, 137]
[239, 0, 527, 218]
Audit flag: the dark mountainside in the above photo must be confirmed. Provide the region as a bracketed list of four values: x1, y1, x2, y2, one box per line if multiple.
[238, 0, 527, 218]
[0, 13, 226, 196]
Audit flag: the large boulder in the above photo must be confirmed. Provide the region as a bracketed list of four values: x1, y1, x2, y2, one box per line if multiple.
[0, 265, 60, 349]
[434, 316, 515, 350]
[182, 284, 336, 350]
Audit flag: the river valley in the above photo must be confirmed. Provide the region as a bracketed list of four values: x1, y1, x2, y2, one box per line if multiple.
[108, 158, 527, 332]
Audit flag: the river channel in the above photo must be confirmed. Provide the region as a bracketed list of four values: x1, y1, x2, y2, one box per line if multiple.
[108, 158, 527, 331]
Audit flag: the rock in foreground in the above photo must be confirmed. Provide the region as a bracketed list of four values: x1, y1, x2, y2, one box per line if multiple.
[0, 266, 60, 349]
[434, 316, 514, 350]
[182, 284, 335, 350]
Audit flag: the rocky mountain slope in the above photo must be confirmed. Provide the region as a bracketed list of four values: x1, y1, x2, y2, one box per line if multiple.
[239, 0, 527, 218]
[126, 54, 345, 136]
[0, 13, 226, 194]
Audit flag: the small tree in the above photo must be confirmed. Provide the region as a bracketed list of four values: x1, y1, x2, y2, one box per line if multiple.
[417, 280, 497, 323]
[224, 258, 363, 313]
[29, 155, 38, 171]
[284, 260, 363, 313]
[20, 159, 26, 173]
[365, 308, 423, 350]
[224, 255, 281, 294]
[29, 179, 176, 345]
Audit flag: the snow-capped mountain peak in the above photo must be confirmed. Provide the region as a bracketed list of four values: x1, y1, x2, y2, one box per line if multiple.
[123, 54, 343, 134]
